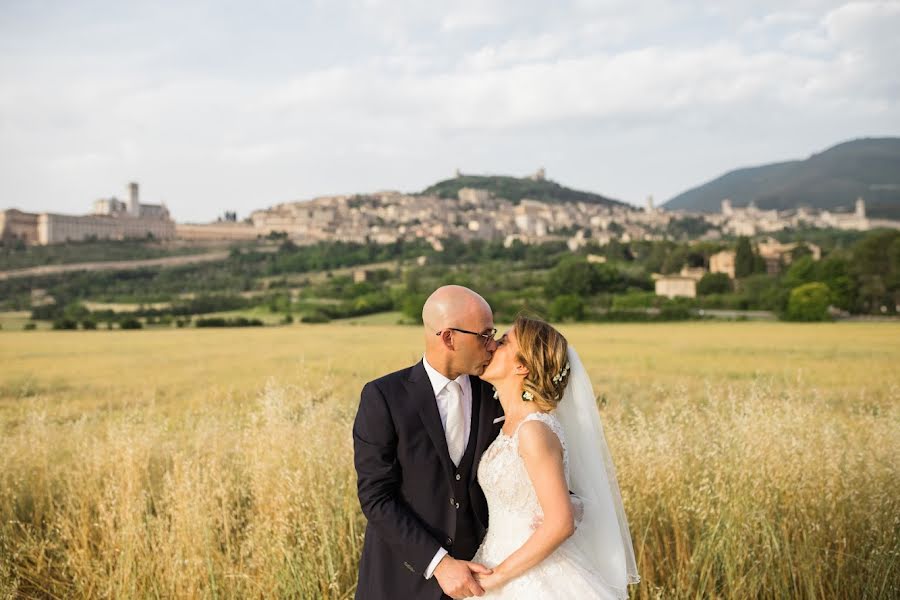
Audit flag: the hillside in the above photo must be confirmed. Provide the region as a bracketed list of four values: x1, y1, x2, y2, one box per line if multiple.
[422, 174, 629, 208]
[664, 138, 900, 219]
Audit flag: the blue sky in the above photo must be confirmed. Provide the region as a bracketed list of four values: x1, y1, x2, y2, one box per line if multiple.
[1, 0, 898, 221]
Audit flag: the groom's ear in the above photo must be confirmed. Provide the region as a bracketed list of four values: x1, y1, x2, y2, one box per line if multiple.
[438, 329, 455, 350]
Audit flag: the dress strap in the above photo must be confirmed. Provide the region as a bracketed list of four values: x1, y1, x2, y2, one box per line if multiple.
[513, 412, 557, 437]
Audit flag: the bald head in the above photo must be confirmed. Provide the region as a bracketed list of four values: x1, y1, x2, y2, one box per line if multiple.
[422, 285, 496, 379]
[422, 285, 491, 333]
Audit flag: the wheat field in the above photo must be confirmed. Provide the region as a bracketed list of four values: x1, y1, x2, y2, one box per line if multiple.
[1, 322, 898, 599]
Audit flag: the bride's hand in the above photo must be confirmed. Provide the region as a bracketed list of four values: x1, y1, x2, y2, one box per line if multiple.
[475, 570, 507, 591]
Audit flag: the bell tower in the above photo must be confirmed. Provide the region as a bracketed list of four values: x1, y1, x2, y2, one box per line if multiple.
[128, 182, 139, 216]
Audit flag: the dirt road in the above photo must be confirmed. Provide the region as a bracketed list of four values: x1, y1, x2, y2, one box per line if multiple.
[0, 251, 231, 281]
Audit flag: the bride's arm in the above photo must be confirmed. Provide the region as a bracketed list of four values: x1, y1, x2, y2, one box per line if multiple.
[477, 420, 575, 590]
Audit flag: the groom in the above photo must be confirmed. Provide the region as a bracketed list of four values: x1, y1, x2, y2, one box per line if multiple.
[353, 285, 504, 599]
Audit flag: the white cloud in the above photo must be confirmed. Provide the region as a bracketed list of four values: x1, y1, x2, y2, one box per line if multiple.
[0, 0, 898, 219]
[461, 33, 571, 71]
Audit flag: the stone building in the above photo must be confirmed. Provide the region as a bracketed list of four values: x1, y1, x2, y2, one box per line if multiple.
[458, 188, 491, 205]
[1, 183, 175, 245]
[654, 276, 697, 299]
[175, 222, 259, 241]
[652, 265, 706, 299]
[819, 197, 869, 231]
[0, 209, 40, 245]
[710, 250, 736, 279]
[756, 237, 822, 275]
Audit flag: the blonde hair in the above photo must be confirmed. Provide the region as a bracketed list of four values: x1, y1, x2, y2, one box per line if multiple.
[513, 315, 570, 412]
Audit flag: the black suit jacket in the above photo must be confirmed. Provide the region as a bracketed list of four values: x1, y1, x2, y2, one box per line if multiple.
[353, 360, 505, 600]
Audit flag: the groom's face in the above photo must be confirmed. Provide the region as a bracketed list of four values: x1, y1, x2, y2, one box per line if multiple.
[454, 307, 497, 376]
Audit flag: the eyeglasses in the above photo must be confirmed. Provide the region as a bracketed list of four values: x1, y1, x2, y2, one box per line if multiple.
[436, 327, 498, 345]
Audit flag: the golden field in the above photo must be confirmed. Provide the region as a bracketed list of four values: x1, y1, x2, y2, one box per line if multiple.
[1, 322, 898, 599]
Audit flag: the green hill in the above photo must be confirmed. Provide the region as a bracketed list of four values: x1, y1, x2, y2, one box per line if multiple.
[422, 174, 628, 208]
[664, 138, 900, 219]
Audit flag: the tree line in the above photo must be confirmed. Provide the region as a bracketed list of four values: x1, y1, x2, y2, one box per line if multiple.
[2, 229, 896, 327]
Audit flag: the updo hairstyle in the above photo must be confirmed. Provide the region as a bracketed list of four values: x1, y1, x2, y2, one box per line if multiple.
[513, 315, 570, 412]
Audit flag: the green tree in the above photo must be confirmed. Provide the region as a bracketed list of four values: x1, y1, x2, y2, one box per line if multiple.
[545, 258, 625, 297]
[851, 230, 899, 313]
[642, 242, 672, 274]
[735, 237, 755, 278]
[549, 294, 585, 322]
[63, 301, 90, 322]
[545, 258, 599, 297]
[401, 292, 428, 323]
[603, 239, 632, 262]
[785, 282, 831, 321]
[818, 254, 856, 311]
[782, 255, 818, 289]
[660, 246, 688, 274]
[697, 273, 732, 295]
[737, 274, 788, 311]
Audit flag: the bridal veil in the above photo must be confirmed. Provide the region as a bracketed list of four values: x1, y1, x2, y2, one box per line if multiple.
[554, 346, 640, 597]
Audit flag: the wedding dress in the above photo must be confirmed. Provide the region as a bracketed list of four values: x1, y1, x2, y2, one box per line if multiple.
[471, 348, 639, 599]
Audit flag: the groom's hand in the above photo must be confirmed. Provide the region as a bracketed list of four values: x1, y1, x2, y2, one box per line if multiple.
[433, 555, 492, 598]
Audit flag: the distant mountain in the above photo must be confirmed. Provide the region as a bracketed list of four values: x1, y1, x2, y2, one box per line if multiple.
[664, 138, 900, 219]
[422, 174, 629, 208]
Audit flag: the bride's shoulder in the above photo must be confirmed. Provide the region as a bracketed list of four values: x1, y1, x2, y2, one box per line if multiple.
[515, 413, 566, 456]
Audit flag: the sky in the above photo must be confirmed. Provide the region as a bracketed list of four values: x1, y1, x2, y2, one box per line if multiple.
[1, 0, 898, 222]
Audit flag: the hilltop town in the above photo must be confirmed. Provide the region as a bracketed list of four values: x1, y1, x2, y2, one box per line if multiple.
[3, 171, 898, 254]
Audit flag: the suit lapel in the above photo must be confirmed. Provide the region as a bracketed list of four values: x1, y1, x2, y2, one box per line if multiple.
[408, 360, 455, 479]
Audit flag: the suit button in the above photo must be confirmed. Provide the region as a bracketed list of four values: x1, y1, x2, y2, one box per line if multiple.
[455, 473, 461, 480]
[455, 502, 460, 509]
[446, 537, 453, 545]
[449, 497, 455, 506]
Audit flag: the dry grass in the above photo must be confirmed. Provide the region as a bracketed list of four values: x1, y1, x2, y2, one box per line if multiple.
[1, 323, 898, 599]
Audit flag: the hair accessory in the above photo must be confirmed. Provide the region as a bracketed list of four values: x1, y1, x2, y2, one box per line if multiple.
[522, 390, 534, 401]
[552, 362, 571, 385]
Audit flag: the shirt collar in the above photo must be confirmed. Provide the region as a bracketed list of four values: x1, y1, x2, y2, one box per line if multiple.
[422, 354, 468, 397]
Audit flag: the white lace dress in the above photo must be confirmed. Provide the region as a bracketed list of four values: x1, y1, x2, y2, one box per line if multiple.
[471, 412, 621, 599]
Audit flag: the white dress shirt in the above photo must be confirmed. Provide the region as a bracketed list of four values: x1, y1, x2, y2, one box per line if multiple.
[421, 355, 472, 580]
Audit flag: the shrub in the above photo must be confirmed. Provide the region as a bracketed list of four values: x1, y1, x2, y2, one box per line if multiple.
[52, 318, 78, 330]
[611, 291, 657, 310]
[549, 294, 585, 322]
[196, 318, 227, 328]
[697, 272, 733, 295]
[195, 317, 264, 328]
[23, 322, 37, 331]
[120, 318, 143, 329]
[785, 282, 831, 322]
[301, 312, 331, 324]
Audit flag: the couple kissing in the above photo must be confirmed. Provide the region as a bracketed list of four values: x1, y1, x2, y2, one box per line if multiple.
[353, 285, 639, 599]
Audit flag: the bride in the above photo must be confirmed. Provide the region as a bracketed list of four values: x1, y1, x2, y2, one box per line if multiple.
[470, 315, 640, 599]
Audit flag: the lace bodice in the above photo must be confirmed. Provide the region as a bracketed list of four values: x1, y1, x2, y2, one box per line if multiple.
[478, 412, 569, 529]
